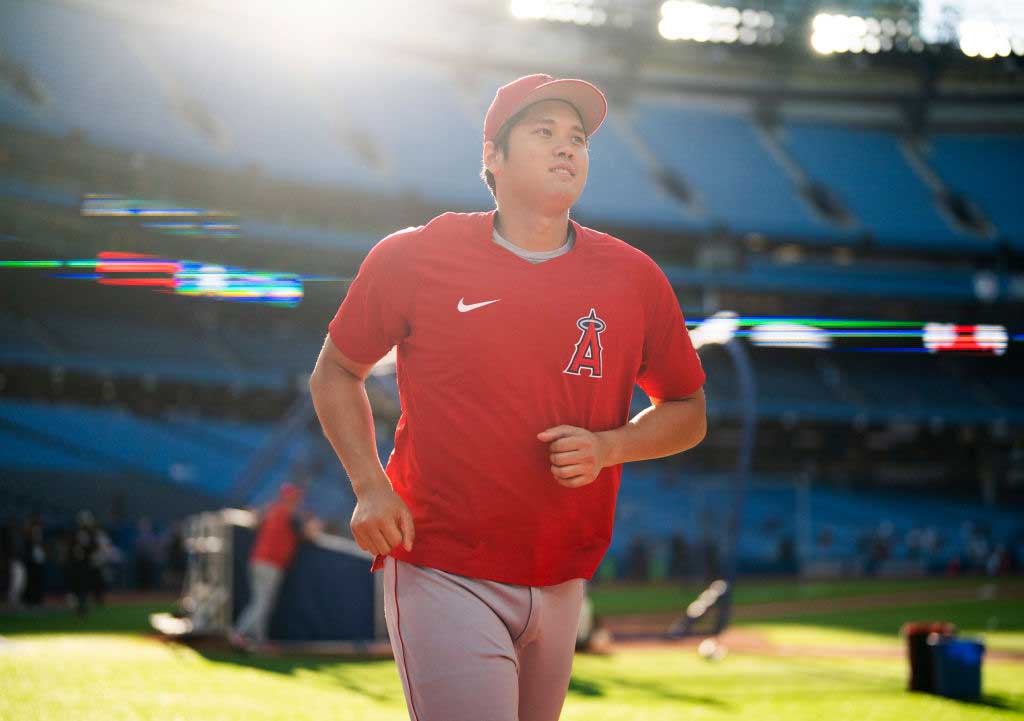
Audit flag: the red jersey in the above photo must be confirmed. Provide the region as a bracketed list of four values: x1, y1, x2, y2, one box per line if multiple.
[250, 502, 301, 569]
[329, 210, 705, 586]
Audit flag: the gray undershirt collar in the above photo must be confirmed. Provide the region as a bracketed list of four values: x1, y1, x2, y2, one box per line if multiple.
[492, 224, 576, 264]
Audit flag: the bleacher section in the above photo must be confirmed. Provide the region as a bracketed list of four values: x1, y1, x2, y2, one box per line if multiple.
[0, 3, 212, 163]
[680, 351, 1021, 426]
[928, 134, 1024, 250]
[4, 307, 1021, 426]
[318, 61, 492, 207]
[0, 397, 374, 520]
[0, 400, 268, 494]
[0, 469, 217, 525]
[634, 99, 852, 242]
[610, 467, 1023, 575]
[837, 353, 1006, 424]
[3, 170, 1004, 303]
[3, 2, 1023, 254]
[0, 309, 320, 390]
[0, 310, 56, 367]
[574, 109, 699, 231]
[662, 256, 988, 301]
[781, 123, 987, 251]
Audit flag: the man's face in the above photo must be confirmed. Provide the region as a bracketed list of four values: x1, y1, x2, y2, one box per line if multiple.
[486, 99, 590, 211]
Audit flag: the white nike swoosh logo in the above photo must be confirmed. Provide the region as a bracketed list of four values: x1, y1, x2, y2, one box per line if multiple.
[458, 297, 501, 313]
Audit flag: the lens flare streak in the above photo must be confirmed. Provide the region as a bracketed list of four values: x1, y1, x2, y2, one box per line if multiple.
[1, 252, 336, 307]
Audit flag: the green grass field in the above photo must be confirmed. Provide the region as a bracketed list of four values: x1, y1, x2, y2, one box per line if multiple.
[2, 578, 1022, 721]
[587, 576, 1015, 615]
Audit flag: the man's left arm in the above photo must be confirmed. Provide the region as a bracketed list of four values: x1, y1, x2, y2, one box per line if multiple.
[538, 388, 706, 488]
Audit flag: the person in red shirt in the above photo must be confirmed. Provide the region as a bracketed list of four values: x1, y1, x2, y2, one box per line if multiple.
[309, 74, 706, 721]
[229, 482, 320, 648]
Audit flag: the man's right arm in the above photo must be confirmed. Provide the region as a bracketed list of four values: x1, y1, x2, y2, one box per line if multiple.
[308, 335, 414, 556]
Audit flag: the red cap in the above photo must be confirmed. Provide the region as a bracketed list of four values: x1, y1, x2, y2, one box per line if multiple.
[483, 74, 608, 144]
[279, 482, 303, 502]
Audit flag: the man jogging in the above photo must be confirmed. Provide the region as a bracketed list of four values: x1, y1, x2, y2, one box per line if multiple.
[309, 73, 707, 721]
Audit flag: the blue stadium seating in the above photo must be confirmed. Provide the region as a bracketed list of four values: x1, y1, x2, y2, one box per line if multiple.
[634, 99, 853, 242]
[0, 3, 213, 164]
[0, 400, 259, 494]
[0, 308, 311, 389]
[138, 29, 395, 194]
[0, 399, 372, 512]
[0, 2, 1017, 254]
[0, 398, 386, 544]
[1, 1, 1020, 253]
[782, 123, 986, 250]
[928, 134, 1024, 250]
[662, 257, 985, 301]
[0, 425, 106, 473]
[836, 351, 1017, 424]
[609, 466, 1023, 574]
[319, 62, 494, 208]
[688, 350, 1020, 426]
[0, 310, 56, 367]
[574, 109, 701, 231]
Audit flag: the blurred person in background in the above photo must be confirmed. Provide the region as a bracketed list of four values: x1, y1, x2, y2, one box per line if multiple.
[668, 531, 691, 579]
[133, 517, 160, 591]
[161, 521, 187, 591]
[2, 518, 24, 609]
[66, 510, 111, 616]
[229, 482, 322, 649]
[20, 515, 47, 607]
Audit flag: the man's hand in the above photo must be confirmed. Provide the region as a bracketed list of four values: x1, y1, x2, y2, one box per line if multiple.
[537, 425, 612, 488]
[350, 481, 415, 556]
[302, 517, 324, 541]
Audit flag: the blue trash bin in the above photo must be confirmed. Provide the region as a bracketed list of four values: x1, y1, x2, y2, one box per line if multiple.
[929, 636, 985, 701]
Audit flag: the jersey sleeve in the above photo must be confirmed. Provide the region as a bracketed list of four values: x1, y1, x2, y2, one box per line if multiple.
[636, 260, 706, 401]
[328, 230, 418, 364]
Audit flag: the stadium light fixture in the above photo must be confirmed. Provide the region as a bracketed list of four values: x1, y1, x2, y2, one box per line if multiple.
[810, 11, 925, 56]
[920, 0, 1024, 58]
[658, 1, 778, 45]
[509, 0, 609, 26]
[957, 20, 1017, 59]
[812, 13, 884, 55]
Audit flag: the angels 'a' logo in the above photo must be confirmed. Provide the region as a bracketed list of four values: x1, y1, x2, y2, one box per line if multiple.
[564, 308, 606, 378]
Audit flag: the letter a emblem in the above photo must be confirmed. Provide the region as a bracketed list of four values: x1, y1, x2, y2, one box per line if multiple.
[564, 308, 606, 378]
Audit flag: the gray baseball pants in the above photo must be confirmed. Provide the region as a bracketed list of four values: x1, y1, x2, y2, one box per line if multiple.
[234, 560, 283, 642]
[382, 556, 586, 721]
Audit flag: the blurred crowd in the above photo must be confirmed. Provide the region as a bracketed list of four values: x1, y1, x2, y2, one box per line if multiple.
[0, 510, 188, 615]
[605, 518, 1024, 584]
[5, 509, 1020, 604]
[847, 519, 1024, 576]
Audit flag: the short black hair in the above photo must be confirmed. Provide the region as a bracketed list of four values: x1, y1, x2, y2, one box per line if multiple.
[480, 106, 529, 201]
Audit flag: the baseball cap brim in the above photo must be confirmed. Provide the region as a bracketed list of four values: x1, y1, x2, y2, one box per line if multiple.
[505, 78, 608, 138]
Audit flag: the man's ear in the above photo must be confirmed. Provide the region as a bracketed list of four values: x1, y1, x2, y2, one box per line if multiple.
[483, 140, 502, 175]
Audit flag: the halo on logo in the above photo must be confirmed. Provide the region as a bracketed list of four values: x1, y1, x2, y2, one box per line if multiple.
[576, 309, 606, 333]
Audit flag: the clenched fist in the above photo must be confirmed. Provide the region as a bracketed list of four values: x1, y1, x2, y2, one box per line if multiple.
[350, 480, 415, 556]
[537, 425, 612, 488]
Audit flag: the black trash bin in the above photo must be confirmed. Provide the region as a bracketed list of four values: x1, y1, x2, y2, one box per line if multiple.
[901, 621, 956, 693]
